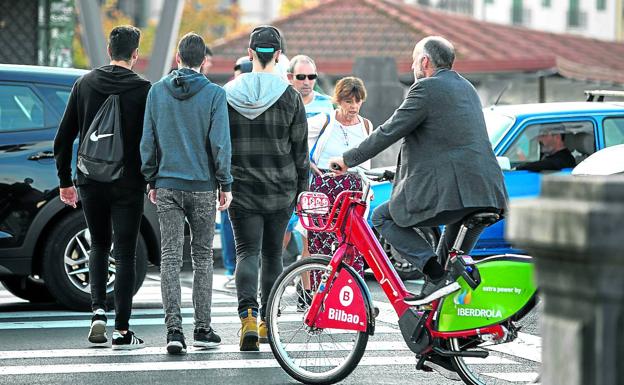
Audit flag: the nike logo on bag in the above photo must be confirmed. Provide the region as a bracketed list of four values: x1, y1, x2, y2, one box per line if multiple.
[90, 132, 114, 142]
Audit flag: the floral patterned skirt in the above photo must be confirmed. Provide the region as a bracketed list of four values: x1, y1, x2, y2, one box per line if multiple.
[308, 171, 365, 280]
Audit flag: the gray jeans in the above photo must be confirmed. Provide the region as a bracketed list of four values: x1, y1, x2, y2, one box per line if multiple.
[157, 188, 216, 332]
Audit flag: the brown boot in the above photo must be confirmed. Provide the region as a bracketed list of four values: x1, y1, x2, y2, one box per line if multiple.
[258, 319, 268, 344]
[239, 309, 259, 351]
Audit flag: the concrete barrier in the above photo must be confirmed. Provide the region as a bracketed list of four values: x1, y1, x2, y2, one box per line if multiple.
[507, 175, 624, 385]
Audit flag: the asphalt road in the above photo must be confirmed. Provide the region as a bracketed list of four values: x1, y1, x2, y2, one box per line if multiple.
[0, 266, 541, 385]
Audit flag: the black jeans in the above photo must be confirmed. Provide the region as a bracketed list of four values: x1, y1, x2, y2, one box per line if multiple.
[79, 183, 144, 330]
[371, 202, 494, 272]
[228, 207, 292, 319]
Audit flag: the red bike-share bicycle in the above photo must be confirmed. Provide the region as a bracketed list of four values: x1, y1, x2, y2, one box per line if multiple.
[266, 168, 539, 385]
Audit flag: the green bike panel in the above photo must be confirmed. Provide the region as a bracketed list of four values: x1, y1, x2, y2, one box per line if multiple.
[437, 257, 536, 332]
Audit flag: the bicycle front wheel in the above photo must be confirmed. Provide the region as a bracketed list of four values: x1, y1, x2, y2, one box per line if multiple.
[266, 256, 368, 385]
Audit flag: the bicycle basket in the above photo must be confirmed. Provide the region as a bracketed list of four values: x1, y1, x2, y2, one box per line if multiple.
[296, 190, 362, 232]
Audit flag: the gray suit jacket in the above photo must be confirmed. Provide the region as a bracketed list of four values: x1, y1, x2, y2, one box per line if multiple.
[344, 69, 508, 227]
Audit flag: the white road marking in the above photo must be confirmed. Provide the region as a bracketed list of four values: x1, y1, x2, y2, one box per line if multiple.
[485, 332, 542, 363]
[482, 372, 540, 382]
[0, 341, 414, 360]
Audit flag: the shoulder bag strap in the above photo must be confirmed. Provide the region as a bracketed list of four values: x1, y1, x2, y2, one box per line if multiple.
[309, 112, 331, 164]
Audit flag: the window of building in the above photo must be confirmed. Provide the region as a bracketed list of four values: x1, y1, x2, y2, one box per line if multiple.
[511, 0, 523, 25]
[596, 0, 606, 11]
[542, 0, 551, 7]
[568, 0, 581, 27]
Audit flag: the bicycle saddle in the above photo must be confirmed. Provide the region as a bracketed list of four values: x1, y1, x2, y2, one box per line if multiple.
[462, 211, 501, 229]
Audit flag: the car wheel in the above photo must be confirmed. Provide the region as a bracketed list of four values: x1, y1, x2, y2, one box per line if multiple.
[1, 275, 55, 303]
[381, 227, 439, 281]
[41, 210, 148, 311]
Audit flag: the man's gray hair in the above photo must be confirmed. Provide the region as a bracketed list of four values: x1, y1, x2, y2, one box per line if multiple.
[420, 36, 455, 70]
[287, 54, 317, 74]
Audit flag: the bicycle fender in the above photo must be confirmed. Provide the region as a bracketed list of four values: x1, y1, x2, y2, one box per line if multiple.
[314, 260, 376, 335]
[340, 262, 376, 336]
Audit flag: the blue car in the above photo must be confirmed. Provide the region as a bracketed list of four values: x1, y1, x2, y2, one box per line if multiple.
[371, 95, 624, 279]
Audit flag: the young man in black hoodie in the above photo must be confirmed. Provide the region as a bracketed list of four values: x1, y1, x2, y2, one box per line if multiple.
[54, 25, 151, 350]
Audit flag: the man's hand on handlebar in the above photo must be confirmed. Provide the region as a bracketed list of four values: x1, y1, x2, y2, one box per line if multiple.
[373, 170, 395, 182]
[329, 157, 348, 175]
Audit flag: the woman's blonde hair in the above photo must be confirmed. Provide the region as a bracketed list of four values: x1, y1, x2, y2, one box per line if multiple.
[332, 76, 367, 104]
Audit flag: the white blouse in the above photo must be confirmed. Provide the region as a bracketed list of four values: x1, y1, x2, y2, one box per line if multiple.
[308, 110, 372, 170]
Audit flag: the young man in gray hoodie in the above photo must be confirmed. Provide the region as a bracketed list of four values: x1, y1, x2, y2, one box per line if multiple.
[224, 25, 309, 351]
[140, 32, 233, 355]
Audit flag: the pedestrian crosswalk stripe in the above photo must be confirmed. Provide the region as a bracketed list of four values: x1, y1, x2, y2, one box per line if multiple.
[0, 341, 415, 360]
[0, 306, 239, 320]
[0, 315, 400, 333]
[0, 354, 518, 376]
[482, 372, 540, 382]
[486, 332, 541, 363]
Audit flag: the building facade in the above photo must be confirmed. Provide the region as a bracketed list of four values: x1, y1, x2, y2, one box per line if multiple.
[405, 0, 624, 41]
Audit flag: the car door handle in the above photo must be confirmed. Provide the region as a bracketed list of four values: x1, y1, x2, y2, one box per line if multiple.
[28, 151, 55, 160]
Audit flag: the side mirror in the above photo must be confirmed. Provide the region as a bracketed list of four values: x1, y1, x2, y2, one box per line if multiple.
[497, 156, 511, 171]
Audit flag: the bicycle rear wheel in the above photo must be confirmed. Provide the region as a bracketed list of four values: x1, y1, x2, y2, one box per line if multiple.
[266, 256, 368, 385]
[448, 315, 541, 385]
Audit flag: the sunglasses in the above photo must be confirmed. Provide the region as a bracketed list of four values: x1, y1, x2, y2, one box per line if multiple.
[294, 74, 318, 81]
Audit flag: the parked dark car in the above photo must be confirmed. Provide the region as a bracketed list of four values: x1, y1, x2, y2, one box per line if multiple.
[0, 64, 161, 310]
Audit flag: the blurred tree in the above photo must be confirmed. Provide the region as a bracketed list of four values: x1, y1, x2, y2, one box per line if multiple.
[280, 0, 319, 17]
[72, 0, 234, 69]
[179, 0, 236, 42]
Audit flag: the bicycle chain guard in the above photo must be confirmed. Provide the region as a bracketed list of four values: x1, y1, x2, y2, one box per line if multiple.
[313, 268, 368, 332]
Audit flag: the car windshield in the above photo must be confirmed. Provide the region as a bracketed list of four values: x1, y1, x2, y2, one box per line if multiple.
[483, 109, 515, 148]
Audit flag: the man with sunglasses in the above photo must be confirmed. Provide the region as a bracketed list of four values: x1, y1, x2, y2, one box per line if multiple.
[287, 55, 333, 119]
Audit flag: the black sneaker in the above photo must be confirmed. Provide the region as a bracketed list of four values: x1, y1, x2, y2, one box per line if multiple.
[193, 327, 221, 349]
[405, 272, 460, 306]
[166, 329, 187, 354]
[111, 330, 145, 350]
[296, 285, 312, 312]
[88, 309, 107, 344]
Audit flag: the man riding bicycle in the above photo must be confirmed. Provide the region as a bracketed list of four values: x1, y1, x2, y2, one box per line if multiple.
[330, 36, 508, 304]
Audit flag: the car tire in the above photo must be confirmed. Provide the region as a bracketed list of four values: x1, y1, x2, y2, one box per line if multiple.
[381, 227, 440, 281]
[1, 275, 55, 303]
[41, 210, 148, 311]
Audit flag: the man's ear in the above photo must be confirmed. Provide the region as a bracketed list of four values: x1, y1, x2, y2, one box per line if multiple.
[132, 48, 139, 61]
[274, 50, 282, 63]
[247, 48, 254, 61]
[107, 44, 112, 60]
[175, 52, 182, 66]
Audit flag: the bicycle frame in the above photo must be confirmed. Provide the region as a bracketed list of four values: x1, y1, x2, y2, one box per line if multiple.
[300, 187, 507, 344]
